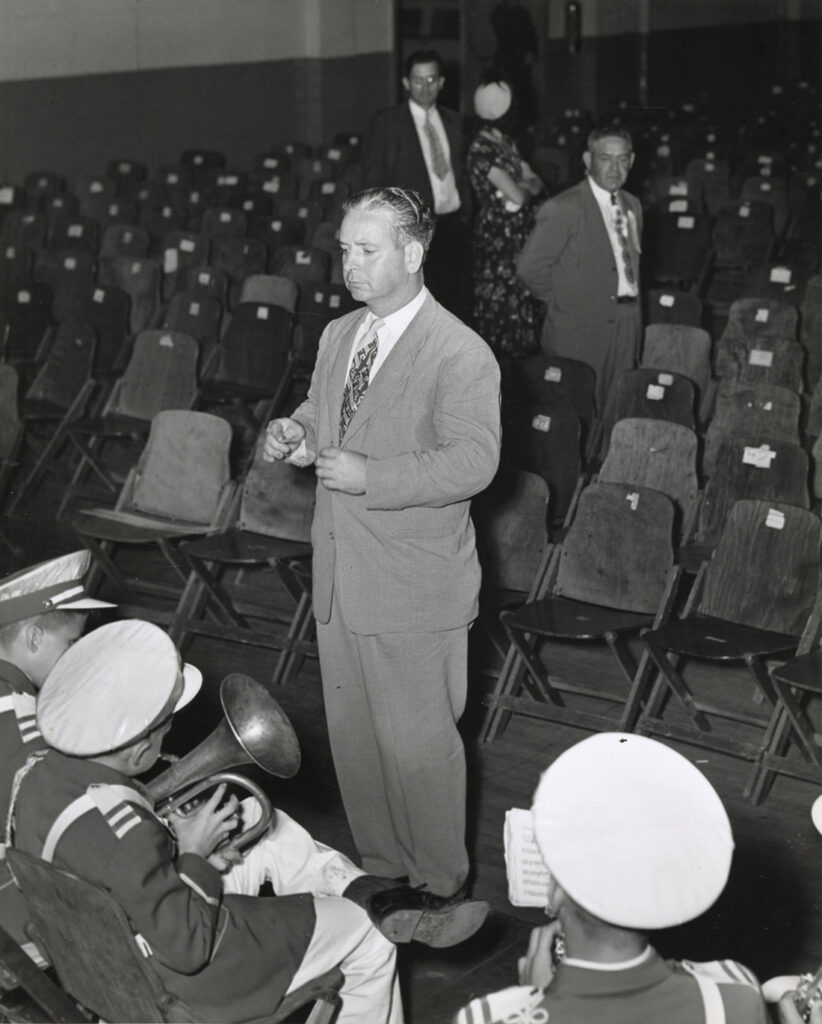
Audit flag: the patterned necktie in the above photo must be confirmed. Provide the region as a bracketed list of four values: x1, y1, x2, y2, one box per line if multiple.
[339, 318, 384, 441]
[610, 191, 636, 286]
[425, 109, 450, 181]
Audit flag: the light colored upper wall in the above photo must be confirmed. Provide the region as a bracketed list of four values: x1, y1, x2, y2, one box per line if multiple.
[0, 0, 393, 82]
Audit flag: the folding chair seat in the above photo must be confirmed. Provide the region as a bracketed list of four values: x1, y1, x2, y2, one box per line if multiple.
[177, 434, 317, 678]
[721, 297, 799, 344]
[800, 273, 822, 391]
[682, 437, 810, 571]
[238, 274, 299, 313]
[275, 201, 325, 254]
[23, 171, 66, 211]
[74, 282, 132, 377]
[1, 283, 53, 379]
[201, 206, 248, 240]
[743, 262, 806, 307]
[713, 334, 804, 393]
[48, 214, 99, 256]
[210, 237, 268, 308]
[59, 330, 200, 519]
[500, 403, 582, 526]
[139, 199, 188, 250]
[644, 211, 713, 289]
[740, 175, 789, 238]
[632, 500, 822, 790]
[6, 847, 342, 1024]
[471, 468, 550, 669]
[74, 176, 117, 218]
[200, 301, 293, 433]
[97, 222, 150, 285]
[702, 382, 801, 476]
[597, 418, 699, 545]
[71, 409, 235, 623]
[160, 230, 211, 300]
[161, 290, 222, 374]
[110, 255, 163, 335]
[182, 264, 229, 308]
[481, 481, 679, 742]
[49, 251, 97, 324]
[0, 210, 47, 253]
[268, 246, 332, 311]
[105, 158, 148, 199]
[5, 322, 97, 516]
[249, 211, 305, 250]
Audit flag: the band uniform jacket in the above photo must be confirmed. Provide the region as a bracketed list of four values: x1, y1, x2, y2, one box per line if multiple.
[517, 178, 643, 370]
[0, 659, 43, 943]
[361, 102, 472, 217]
[290, 292, 501, 635]
[10, 750, 316, 1024]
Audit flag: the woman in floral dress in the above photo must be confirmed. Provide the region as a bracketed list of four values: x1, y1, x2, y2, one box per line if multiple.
[467, 78, 544, 359]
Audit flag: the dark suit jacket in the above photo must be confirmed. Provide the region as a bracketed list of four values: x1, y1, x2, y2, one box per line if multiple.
[517, 177, 643, 366]
[291, 292, 500, 635]
[361, 102, 471, 216]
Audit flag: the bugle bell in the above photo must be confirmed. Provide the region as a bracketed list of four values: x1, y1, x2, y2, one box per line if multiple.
[149, 673, 301, 850]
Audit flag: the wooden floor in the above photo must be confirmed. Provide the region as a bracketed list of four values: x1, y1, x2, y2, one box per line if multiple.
[3, 459, 822, 1023]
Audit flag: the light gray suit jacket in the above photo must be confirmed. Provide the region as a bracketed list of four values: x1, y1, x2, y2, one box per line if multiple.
[291, 292, 501, 635]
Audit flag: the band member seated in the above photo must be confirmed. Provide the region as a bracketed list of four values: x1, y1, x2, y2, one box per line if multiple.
[453, 732, 769, 1024]
[7, 620, 485, 1024]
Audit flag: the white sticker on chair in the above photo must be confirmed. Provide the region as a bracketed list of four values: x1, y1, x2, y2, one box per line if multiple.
[646, 384, 665, 400]
[677, 215, 695, 229]
[670, 199, 688, 212]
[189, 302, 200, 315]
[760, 180, 772, 190]
[670, 182, 688, 195]
[162, 206, 172, 217]
[321, 182, 335, 194]
[297, 208, 308, 218]
[765, 508, 785, 529]
[164, 249, 178, 273]
[90, 181, 103, 193]
[532, 414, 552, 432]
[198, 272, 210, 284]
[68, 224, 83, 237]
[108, 204, 119, 216]
[257, 306, 269, 320]
[167, 172, 179, 184]
[626, 492, 640, 510]
[18, 290, 30, 303]
[705, 161, 715, 171]
[758, 154, 773, 164]
[219, 212, 231, 222]
[194, 155, 204, 165]
[657, 144, 670, 157]
[742, 445, 776, 468]
[657, 372, 674, 386]
[243, 200, 253, 211]
[94, 289, 105, 302]
[221, 175, 238, 186]
[264, 180, 281, 194]
[296, 250, 311, 264]
[755, 307, 770, 322]
[119, 162, 131, 173]
[160, 334, 174, 347]
[763, 401, 773, 410]
[5, 247, 14, 258]
[749, 348, 773, 366]
[544, 366, 563, 382]
[180, 239, 195, 252]
[64, 256, 77, 270]
[264, 157, 279, 169]
[314, 291, 324, 303]
[739, 204, 751, 218]
[769, 266, 791, 284]
[659, 293, 675, 307]
[330, 295, 341, 308]
[270, 220, 282, 231]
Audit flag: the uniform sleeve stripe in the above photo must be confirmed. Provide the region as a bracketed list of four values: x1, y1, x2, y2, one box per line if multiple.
[0, 696, 14, 712]
[179, 872, 220, 907]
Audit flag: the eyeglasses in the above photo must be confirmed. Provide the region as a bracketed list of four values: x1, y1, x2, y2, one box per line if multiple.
[410, 75, 441, 86]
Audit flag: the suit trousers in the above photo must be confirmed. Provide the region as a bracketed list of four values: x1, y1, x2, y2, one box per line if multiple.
[316, 593, 470, 897]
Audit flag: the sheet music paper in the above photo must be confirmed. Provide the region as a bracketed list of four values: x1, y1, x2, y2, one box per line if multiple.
[504, 808, 551, 907]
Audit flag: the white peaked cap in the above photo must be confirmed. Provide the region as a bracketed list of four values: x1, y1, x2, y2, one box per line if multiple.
[0, 550, 115, 626]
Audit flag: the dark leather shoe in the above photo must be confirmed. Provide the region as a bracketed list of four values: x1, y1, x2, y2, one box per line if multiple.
[364, 884, 489, 948]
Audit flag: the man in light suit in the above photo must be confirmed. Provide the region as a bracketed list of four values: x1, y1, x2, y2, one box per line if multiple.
[517, 127, 643, 415]
[361, 50, 471, 319]
[264, 188, 500, 919]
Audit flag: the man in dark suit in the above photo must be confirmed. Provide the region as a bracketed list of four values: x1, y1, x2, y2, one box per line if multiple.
[517, 127, 643, 415]
[361, 50, 471, 320]
[264, 188, 500, 908]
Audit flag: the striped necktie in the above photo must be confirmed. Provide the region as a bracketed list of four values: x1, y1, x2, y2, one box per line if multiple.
[610, 191, 636, 286]
[339, 318, 384, 441]
[425, 110, 450, 181]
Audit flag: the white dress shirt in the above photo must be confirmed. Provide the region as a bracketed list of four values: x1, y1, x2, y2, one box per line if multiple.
[344, 285, 428, 380]
[408, 100, 461, 215]
[588, 175, 640, 298]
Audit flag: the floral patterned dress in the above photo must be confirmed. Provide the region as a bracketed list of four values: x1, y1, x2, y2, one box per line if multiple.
[467, 128, 541, 358]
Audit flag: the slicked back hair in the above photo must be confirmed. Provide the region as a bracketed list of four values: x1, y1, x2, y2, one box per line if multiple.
[404, 49, 444, 78]
[342, 187, 436, 255]
[587, 125, 634, 152]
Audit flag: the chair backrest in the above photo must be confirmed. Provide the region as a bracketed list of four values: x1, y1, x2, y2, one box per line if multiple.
[111, 256, 162, 335]
[212, 302, 292, 390]
[800, 273, 822, 390]
[0, 363, 21, 458]
[646, 211, 713, 283]
[209, 237, 267, 299]
[200, 206, 248, 240]
[26, 323, 96, 408]
[237, 431, 316, 541]
[611, 367, 696, 429]
[77, 282, 131, 374]
[697, 437, 810, 546]
[554, 481, 675, 614]
[714, 334, 804, 392]
[128, 410, 232, 524]
[723, 297, 798, 342]
[641, 323, 712, 399]
[502, 405, 581, 524]
[160, 231, 210, 300]
[502, 354, 597, 425]
[161, 291, 222, 357]
[6, 848, 193, 1024]
[239, 273, 299, 313]
[645, 287, 703, 327]
[713, 200, 774, 267]
[113, 330, 199, 420]
[702, 383, 801, 475]
[598, 418, 698, 529]
[744, 262, 806, 307]
[98, 222, 150, 272]
[700, 500, 822, 635]
[472, 469, 550, 593]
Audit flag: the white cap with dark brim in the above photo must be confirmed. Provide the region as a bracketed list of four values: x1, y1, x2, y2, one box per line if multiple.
[37, 620, 202, 757]
[531, 732, 734, 930]
[0, 551, 115, 627]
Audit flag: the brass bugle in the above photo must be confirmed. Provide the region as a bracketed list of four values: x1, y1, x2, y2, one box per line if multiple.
[149, 673, 301, 850]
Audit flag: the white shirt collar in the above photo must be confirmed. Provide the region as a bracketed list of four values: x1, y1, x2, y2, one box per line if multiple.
[408, 98, 439, 124]
[349, 286, 429, 379]
[562, 945, 652, 971]
[588, 174, 617, 205]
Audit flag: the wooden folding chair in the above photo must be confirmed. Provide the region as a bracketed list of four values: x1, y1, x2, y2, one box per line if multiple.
[632, 500, 822, 792]
[481, 482, 680, 743]
[722, 296, 799, 343]
[160, 230, 211, 300]
[110, 255, 163, 336]
[640, 323, 713, 421]
[6, 849, 342, 1024]
[714, 333, 804, 392]
[702, 382, 801, 477]
[644, 287, 703, 328]
[176, 432, 316, 680]
[71, 410, 236, 627]
[0, 363, 23, 560]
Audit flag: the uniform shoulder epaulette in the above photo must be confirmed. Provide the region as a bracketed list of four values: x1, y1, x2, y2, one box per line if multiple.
[86, 783, 153, 842]
[0, 691, 41, 744]
[680, 958, 761, 990]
